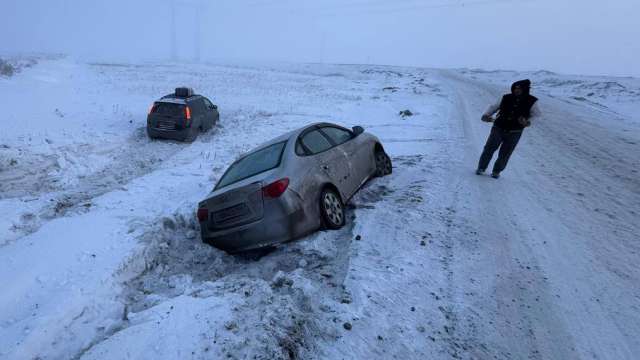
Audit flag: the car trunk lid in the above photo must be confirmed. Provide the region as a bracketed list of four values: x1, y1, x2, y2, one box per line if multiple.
[203, 182, 264, 229]
[149, 102, 186, 130]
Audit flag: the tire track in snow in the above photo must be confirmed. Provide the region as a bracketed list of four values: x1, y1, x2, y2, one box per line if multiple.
[439, 70, 640, 359]
[444, 71, 571, 359]
[435, 177, 497, 359]
[2, 128, 191, 247]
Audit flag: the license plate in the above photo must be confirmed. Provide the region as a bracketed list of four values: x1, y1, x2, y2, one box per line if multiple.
[214, 203, 250, 223]
[156, 121, 176, 130]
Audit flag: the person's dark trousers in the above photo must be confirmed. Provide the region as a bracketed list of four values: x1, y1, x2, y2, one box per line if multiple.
[477, 127, 523, 173]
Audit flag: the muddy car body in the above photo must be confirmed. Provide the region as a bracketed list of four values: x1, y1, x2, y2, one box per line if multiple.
[147, 87, 219, 141]
[197, 122, 392, 253]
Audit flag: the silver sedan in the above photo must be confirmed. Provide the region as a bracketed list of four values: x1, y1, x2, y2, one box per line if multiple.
[197, 122, 392, 253]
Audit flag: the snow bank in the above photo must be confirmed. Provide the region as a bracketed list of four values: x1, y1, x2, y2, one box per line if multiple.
[1, 57, 639, 359]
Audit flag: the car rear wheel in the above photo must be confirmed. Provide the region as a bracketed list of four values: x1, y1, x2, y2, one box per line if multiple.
[374, 149, 392, 177]
[185, 126, 198, 142]
[320, 188, 345, 230]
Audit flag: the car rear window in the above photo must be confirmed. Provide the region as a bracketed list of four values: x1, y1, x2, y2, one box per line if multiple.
[216, 142, 287, 190]
[153, 102, 184, 117]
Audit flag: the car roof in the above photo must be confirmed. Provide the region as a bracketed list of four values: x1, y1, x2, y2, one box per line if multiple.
[242, 122, 345, 157]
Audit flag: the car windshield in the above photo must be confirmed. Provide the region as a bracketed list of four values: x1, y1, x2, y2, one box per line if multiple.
[153, 102, 184, 117]
[216, 141, 286, 190]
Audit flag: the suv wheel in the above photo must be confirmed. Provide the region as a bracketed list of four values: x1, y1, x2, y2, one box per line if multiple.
[185, 126, 198, 142]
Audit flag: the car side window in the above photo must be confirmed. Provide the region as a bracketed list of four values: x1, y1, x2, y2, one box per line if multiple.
[320, 126, 352, 146]
[295, 141, 306, 156]
[189, 98, 205, 115]
[300, 130, 332, 155]
[203, 97, 213, 108]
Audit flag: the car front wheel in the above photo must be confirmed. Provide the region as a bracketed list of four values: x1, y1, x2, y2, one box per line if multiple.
[374, 149, 392, 177]
[320, 188, 345, 230]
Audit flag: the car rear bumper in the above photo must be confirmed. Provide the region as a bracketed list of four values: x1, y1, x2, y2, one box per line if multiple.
[200, 194, 311, 253]
[147, 126, 190, 141]
[201, 211, 303, 253]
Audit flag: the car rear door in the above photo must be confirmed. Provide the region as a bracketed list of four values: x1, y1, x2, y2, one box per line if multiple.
[299, 128, 351, 199]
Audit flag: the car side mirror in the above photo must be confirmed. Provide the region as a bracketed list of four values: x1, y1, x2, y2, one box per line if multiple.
[352, 126, 364, 136]
[211, 104, 218, 110]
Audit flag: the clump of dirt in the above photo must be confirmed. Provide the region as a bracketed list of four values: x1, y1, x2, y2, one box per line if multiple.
[399, 109, 414, 118]
[0, 59, 15, 77]
[0, 57, 37, 77]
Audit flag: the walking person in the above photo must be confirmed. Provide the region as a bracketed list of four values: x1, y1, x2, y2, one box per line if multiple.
[477, 79, 540, 179]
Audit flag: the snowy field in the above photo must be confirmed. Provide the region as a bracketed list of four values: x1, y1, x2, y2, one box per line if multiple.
[0, 57, 639, 360]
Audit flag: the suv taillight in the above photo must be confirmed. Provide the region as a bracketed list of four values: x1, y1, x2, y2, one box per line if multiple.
[197, 208, 208, 222]
[262, 178, 289, 198]
[185, 106, 192, 120]
[148, 104, 156, 115]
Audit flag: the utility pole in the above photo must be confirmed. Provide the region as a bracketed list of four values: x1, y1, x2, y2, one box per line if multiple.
[320, 30, 326, 64]
[169, 0, 204, 62]
[195, 0, 203, 61]
[170, 0, 177, 61]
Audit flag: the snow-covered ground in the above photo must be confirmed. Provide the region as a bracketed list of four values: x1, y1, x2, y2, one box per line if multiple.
[0, 57, 639, 360]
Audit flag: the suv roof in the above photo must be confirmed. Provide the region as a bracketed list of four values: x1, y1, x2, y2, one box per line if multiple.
[156, 87, 201, 104]
[157, 93, 202, 104]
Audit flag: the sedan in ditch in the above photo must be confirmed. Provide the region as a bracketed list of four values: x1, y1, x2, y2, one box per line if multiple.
[197, 122, 393, 253]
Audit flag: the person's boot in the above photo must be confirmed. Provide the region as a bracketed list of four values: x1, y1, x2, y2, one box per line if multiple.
[475, 168, 485, 175]
[491, 172, 500, 179]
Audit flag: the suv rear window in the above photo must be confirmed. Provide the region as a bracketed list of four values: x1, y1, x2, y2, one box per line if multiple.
[153, 102, 184, 117]
[216, 142, 287, 190]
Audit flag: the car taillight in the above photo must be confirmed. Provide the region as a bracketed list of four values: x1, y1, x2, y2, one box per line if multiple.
[197, 208, 208, 222]
[185, 106, 192, 120]
[148, 104, 156, 115]
[262, 178, 289, 198]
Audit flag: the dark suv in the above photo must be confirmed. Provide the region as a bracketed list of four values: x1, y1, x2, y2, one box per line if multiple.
[147, 87, 219, 141]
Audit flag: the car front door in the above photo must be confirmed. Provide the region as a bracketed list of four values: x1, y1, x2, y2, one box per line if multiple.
[202, 97, 219, 128]
[299, 129, 351, 200]
[318, 126, 365, 196]
[188, 98, 207, 130]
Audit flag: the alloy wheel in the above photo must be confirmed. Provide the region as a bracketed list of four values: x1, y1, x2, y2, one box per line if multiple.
[323, 191, 344, 226]
[375, 151, 392, 176]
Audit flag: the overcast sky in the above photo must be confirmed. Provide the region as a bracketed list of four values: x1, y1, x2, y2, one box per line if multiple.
[1, 0, 638, 76]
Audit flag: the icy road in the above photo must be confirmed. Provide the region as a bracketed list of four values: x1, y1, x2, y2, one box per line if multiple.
[0, 58, 639, 360]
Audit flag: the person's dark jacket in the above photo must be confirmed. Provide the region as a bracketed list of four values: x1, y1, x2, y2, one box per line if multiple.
[483, 79, 540, 131]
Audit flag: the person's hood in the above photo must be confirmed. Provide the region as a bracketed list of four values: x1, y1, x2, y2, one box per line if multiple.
[511, 79, 531, 96]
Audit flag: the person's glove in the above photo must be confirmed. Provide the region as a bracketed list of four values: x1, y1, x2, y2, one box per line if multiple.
[518, 116, 531, 127]
[481, 114, 493, 122]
